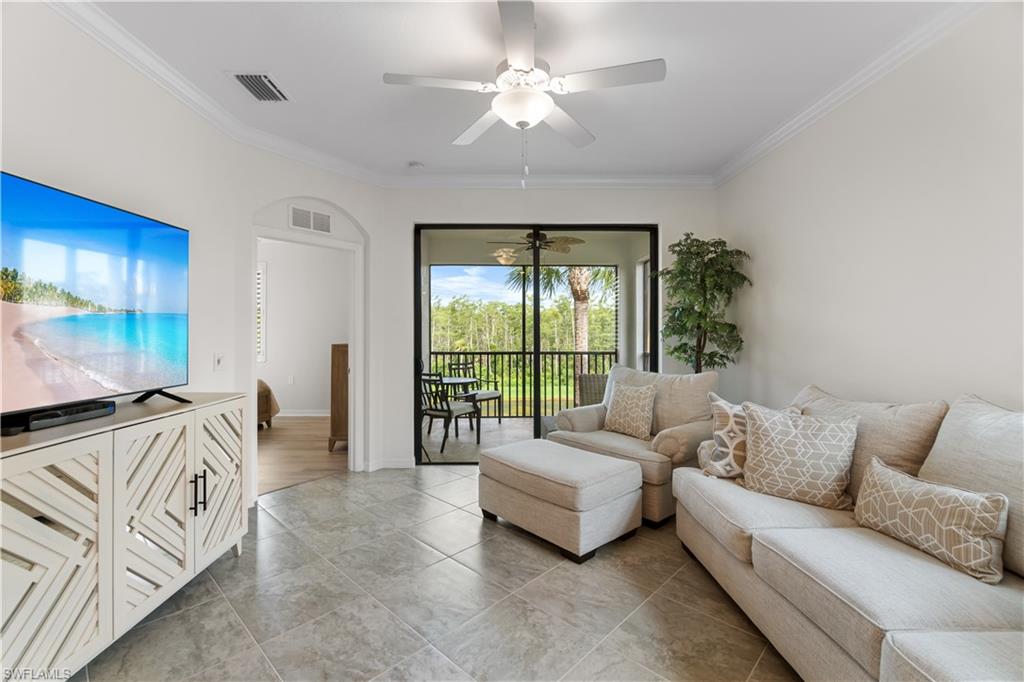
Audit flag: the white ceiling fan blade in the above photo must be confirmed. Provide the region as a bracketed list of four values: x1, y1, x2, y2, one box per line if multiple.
[383, 73, 490, 92]
[498, 1, 535, 71]
[554, 59, 666, 93]
[452, 110, 501, 145]
[543, 105, 595, 148]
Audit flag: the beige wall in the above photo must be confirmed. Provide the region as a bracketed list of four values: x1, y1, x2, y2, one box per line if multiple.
[716, 4, 1023, 410]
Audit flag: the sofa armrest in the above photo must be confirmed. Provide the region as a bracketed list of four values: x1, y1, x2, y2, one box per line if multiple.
[555, 404, 607, 432]
[652, 419, 714, 466]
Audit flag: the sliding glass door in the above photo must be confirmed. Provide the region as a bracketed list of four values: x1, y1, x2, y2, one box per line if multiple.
[414, 225, 657, 464]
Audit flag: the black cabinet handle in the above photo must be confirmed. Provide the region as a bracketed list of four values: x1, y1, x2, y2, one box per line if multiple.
[188, 474, 199, 516]
[200, 470, 208, 512]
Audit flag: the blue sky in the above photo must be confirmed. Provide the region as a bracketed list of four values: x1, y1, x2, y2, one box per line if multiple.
[431, 265, 526, 304]
[1, 174, 188, 313]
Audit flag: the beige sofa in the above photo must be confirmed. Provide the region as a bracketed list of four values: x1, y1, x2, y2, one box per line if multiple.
[550, 365, 716, 523]
[675, 394, 1024, 682]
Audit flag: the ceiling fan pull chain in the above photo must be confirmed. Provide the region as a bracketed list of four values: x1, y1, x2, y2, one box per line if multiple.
[521, 125, 530, 189]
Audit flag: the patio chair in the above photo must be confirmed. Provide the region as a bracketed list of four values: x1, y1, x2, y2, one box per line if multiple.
[449, 360, 503, 424]
[577, 373, 608, 407]
[421, 373, 479, 453]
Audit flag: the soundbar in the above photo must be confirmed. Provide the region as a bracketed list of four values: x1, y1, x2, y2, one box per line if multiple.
[0, 400, 116, 436]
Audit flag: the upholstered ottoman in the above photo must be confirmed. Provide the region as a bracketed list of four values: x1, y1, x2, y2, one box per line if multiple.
[478, 439, 642, 563]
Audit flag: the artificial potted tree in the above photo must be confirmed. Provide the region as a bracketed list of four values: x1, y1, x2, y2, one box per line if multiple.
[657, 233, 751, 373]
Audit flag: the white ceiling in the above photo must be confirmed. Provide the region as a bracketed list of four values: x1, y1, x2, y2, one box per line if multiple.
[95, 2, 954, 183]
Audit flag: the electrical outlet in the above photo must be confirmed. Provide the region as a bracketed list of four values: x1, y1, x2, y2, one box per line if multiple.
[287, 374, 295, 385]
[213, 353, 225, 371]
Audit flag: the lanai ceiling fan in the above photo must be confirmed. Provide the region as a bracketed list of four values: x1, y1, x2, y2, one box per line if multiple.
[383, 0, 667, 183]
[488, 231, 584, 264]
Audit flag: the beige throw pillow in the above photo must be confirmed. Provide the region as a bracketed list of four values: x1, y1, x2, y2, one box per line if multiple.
[704, 392, 747, 478]
[604, 383, 656, 440]
[917, 395, 1024, 577]
[743, 403, 858, 510]
[856, 457, 1009, 584]
[790, 385, 948, 500]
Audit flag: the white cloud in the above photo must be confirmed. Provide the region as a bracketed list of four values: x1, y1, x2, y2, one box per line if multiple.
[430, 267, 522, 304]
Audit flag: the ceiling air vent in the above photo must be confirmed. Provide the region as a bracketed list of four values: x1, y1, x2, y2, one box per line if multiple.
[235, 74, 288, 102]
[290, 206, 331, 234]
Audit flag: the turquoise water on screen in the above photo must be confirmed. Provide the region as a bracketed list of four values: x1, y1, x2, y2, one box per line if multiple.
[23, 312, 187, 392]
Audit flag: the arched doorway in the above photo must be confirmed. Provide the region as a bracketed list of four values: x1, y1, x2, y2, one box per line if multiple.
[246, 196, 367, 500]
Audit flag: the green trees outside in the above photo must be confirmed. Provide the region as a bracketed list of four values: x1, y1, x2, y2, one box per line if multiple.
[431, 265, 618, 353]
[429, 294, 616, 352]
[0, 267, 128, 312]
[429, 265, 619, 414]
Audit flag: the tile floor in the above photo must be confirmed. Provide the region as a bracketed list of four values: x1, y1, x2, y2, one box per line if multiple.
[422, 417, 535, 463]
[76, 466, 801, 682]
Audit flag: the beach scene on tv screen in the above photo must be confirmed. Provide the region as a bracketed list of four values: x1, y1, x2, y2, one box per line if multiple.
[1, 174, 188, 414]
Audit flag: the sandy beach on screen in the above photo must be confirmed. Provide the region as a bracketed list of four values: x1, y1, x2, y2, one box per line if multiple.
[1, 301, 112, 413]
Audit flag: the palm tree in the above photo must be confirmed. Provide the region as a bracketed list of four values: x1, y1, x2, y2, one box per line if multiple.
[506, 265, 616, 377]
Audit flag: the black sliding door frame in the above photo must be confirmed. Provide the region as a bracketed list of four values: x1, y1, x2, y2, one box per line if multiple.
[413, 224, 659, 465]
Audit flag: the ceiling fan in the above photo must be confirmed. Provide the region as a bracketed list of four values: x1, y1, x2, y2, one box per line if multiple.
[383, 0, 667, 181]
[488, 231, 585, 264]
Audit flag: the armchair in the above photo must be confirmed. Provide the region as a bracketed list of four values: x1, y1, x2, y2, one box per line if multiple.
[549, 365, 717, 523]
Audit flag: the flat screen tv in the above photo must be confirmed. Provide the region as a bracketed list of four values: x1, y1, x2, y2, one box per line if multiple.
[1, 172, 188, 417]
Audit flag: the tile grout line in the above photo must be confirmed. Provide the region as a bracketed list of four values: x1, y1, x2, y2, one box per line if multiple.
[206, 569, 284, 682]
[656, 581, 769, 641]
[273, 508, 452, 674]
[744, 645, 769, 682]
[222, 536, 432, 679]
[556, 560, 690, 682]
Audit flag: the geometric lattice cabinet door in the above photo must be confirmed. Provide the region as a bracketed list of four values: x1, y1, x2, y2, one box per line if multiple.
[112, 412, 195, 636]
[194, 398, 245, 567]
[1, 433, 113, 675]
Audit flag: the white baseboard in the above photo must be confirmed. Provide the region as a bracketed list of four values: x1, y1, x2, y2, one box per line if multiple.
[276, 409, 330, 417]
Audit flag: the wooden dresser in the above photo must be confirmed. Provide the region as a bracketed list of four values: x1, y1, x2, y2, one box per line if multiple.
[329, 343, 348, 452]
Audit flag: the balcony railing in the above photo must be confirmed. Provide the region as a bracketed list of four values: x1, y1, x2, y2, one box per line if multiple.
[428, 350, 617, 418]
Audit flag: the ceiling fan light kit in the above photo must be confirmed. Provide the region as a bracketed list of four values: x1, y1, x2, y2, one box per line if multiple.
[491, 87, 554, 130]
[382, 0, 667, 183]
[492, 248, 519, 265]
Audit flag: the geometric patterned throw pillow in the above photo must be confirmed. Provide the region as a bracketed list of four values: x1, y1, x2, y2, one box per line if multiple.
[742, 402, 858, 510]
[856, 457, 1009, 584]
[604, 383, 657, 440]
[704, 392, 748, 478]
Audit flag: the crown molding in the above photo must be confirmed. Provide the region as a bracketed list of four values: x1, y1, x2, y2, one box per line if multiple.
[713, 3, 982, 187]
[386, 173, 716, 190]
[46, 2, 715, 191]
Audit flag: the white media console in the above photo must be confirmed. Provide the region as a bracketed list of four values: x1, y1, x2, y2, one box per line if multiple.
[0, 393, 247, 677]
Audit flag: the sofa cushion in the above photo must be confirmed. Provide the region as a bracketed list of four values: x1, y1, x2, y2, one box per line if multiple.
[603, 365, 718, 434]
[673, 467, 857, 563]
[751, 527, 1024, 678]
[479, 439, 641, 512]
[548, 429, 671, 485]
[881, 631, 1024, 682]
[743, 403, 858, 510]
[918, 395, 1024, 577]
[791, 385, 948, 500]
[856, 457, 1009, 584]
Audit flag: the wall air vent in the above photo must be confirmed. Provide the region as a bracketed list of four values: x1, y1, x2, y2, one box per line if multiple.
[234, 74, 288, 102]
[290, 206, 332, 234]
